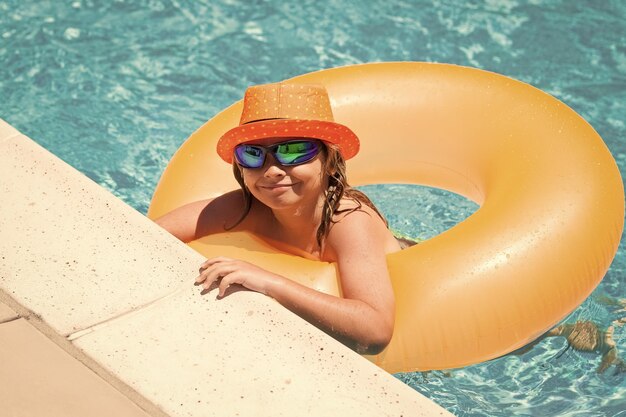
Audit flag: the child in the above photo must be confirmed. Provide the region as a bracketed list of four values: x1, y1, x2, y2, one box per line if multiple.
[156, 82, 401, 354]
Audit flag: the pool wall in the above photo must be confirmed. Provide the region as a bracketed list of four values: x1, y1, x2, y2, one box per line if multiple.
[0, 118, 452, 416]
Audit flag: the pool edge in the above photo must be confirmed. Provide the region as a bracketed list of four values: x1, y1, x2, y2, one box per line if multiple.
[0, 118, 454, 417]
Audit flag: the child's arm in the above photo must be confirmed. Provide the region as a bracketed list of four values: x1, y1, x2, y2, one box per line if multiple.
[196, 209, 396, 354]
[154, 190, 245, 242]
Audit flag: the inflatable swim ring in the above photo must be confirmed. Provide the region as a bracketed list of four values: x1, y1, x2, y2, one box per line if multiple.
[148, 63, 624, 373]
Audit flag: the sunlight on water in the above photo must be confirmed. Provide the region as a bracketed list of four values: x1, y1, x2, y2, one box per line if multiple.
[1, 0, 624, 415]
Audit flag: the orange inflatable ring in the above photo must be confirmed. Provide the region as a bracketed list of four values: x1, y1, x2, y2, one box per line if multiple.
[148, 62, 624, 373]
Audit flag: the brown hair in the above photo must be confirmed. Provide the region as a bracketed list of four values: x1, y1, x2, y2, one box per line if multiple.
[226, 142, 387, 248]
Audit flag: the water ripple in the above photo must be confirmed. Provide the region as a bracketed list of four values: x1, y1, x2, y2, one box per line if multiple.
[1, 0, 625, 415]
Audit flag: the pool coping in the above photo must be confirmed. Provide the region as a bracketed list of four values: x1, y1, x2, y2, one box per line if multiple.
[0, 118, 454, 417]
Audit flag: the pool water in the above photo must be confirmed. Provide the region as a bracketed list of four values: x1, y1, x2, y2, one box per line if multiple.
[1, 0, 624, 415]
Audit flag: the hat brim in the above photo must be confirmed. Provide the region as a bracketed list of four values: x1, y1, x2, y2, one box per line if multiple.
[217, 119, 360, 164]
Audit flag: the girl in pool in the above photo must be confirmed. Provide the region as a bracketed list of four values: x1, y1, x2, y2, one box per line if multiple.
[156, 82, 403, 354]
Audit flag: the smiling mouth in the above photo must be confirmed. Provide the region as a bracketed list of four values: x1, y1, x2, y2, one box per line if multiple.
[262, 184, 292, 190]
[261, 183, 295, 189]
[260, 183, 297, 192]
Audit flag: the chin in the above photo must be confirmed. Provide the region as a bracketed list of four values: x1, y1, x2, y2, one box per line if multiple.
[253, 189, 302, 209]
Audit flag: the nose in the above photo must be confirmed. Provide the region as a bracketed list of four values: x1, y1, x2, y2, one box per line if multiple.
[263, 154, 286, 178]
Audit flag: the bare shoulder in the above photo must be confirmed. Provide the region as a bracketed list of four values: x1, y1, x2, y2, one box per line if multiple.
[331, 201, 383, 233]
[324, 198, 400, 261]
[331, 198, 389, 236]
[154, 189, 249, 242]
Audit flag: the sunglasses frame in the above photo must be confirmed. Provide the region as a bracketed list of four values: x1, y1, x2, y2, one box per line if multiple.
[234, 139, 322, 169]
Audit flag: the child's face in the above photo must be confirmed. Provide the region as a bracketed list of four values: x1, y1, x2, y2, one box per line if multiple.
[239, 138, 327, 211]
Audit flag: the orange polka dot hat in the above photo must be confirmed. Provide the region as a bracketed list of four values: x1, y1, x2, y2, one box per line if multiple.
[217, 82, 360, 163]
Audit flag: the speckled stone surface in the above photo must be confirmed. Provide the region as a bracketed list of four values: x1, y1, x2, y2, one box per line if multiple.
[0, 119, 453, 417]
[73, 284, 450, 417]
[0, 318, 151, 417]
[0, 127, 204, 336]
[0, 300, 18, 322]
[0, 118, 19, 143]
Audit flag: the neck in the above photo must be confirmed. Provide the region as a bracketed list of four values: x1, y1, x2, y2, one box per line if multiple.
[270, 195, 325, 253]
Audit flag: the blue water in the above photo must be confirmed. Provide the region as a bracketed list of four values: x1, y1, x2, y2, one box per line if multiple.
[1, 0, 624, 415]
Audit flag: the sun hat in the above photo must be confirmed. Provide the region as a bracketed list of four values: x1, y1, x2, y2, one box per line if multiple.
[216, 82, 360, 163]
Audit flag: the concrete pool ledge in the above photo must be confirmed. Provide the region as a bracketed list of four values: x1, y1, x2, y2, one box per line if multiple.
[0, 118, 453, 417]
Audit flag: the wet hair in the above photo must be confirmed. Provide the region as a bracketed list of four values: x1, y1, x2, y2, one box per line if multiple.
[226, 141, 387, 249]
[317, 143, 387, 246]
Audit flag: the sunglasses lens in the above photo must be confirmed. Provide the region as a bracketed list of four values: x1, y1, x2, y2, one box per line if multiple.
[234, 140, 321, 169]
[274, 141, 320, 165]
[234, 145, 265, 168]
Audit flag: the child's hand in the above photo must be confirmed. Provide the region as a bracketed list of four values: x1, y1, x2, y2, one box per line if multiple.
[196, 257, 279, 298]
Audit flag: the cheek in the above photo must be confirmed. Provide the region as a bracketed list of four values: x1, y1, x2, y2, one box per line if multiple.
[241, 169, 257, 187]
[240, 173, 260, 196]
[291, 161, 320, 180]
[295, 166, 327, 193]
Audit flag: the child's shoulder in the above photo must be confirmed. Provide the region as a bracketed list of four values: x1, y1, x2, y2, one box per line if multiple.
[333, 197, 380, 222]
[324, 196, 401, 260]
[196, 189, 257, 233]
[329, 198, 388, 242]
